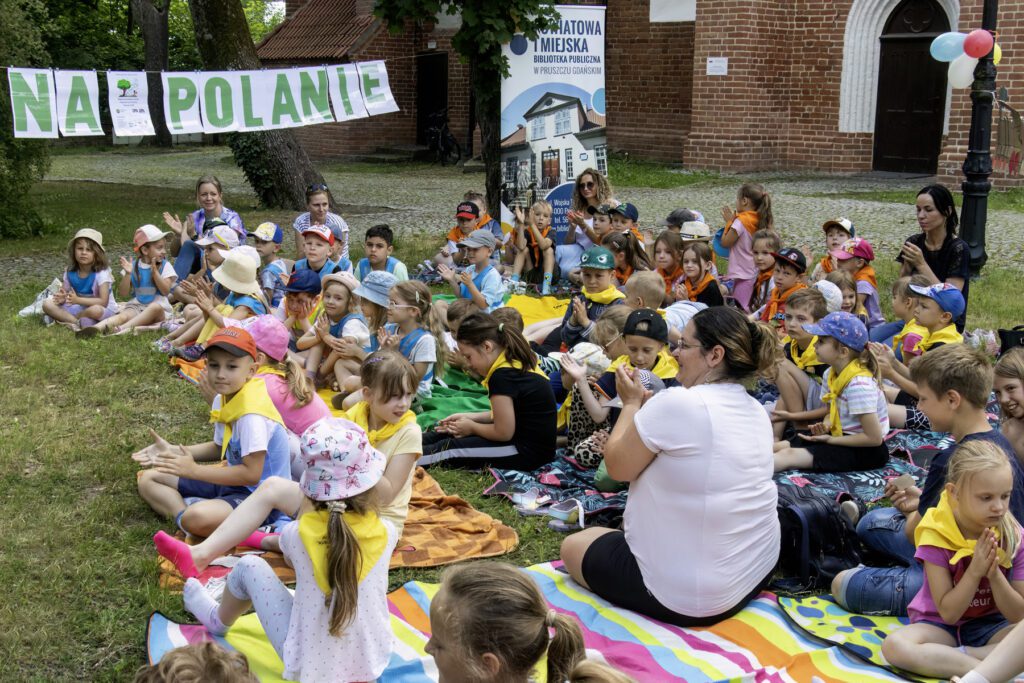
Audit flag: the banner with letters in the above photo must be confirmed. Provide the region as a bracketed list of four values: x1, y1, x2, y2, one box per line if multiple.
[7, 61, 398, 139]
[500, 5, 607, 242]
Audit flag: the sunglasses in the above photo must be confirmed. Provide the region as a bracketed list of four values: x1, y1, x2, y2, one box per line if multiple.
[578, 181, 596, 189]
[306, 183, 329, 193]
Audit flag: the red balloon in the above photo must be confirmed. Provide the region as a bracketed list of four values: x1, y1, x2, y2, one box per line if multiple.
[964, 29, 994, 59]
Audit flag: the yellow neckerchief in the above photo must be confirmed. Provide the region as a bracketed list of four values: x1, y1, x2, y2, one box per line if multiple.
[343, 401, 416, 447]
[821, 359, 873, 437]
[482, 350, 546, 389]
[684, 272, 716, 301]
[784, 335, 822, 372]
[919, 323, 964, 352]
[209, 377, 285, 459]
[892, 318, 930, 355]
[298, 508, 389, 595]
[915, 490, 1013, 569]
[607, 348, 679, 380]
[581, 285, 626, 305]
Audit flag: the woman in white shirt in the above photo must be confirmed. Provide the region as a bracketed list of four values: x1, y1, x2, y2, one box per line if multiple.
[560, 306, 781, 625]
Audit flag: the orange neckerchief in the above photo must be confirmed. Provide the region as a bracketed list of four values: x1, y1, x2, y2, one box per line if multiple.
[751, 268, 775, 309]
[761, 282, 808, 323]
[755, 268, 774, 291]
[527, 225, 552, 263]
[684, 272, 716, 301]
[819, 255, 835, 274]
[447, 225, 472, 244]
[853, 263, 878, 289]
[658, 265, 685, 295]
[629, 226, 645, 243]
[735, 211, 760, 237]
[614, 264, 634, 285]
[476, 213, 495, 230]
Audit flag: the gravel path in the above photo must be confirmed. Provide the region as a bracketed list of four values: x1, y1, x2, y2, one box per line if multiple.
[11, 148, 1023, 280]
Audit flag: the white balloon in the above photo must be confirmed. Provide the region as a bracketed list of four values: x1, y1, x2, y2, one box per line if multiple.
[949, 54, 979, 88]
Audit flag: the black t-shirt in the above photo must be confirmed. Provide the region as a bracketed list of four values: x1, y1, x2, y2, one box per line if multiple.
[918, 430, 1024, 521]
[694, 282, 724, 308]
[896, 231, 970, 331]
[488, 367, 557, 464]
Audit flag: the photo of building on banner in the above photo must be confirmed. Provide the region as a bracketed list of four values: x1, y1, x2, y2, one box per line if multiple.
[6, 62, 398, 139]
[500, 4, 607, 243]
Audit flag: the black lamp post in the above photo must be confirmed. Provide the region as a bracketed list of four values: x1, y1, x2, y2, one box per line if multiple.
[959, 0, 998, 275]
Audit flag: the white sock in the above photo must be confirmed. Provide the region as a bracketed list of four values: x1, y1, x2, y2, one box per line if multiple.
[957, 672, 992, 683]
[183, 577, 228, 636]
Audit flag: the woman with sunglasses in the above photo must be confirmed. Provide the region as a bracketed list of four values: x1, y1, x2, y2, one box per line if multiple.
[560, 306, 781, 627]
[560, 168, 616, 284]
[164, 174, 246, 281]
[292, 183, 349, 260]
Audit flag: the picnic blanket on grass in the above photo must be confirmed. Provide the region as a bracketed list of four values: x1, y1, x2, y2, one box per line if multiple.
[158, 544, 294, 593]
[504, 293, 569, 328]
[147, 561, 909, 682]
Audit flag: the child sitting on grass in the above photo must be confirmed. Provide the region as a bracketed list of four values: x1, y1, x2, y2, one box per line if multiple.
[995, 348, 1024, 462]
[831, 236, 883, 330]
[435, 201, 480, 267]
[438, 229, 504, 313]
[295, 224, 347, 279]
[510, 201, 557, 295]
[43, 228, 117, 330]
[676, 241, 724, 307]
[604, 231, 651, 288]
[872, 274, 931, 354]
[810, 217, 855, 282]
[757, 247, 807, 335]
[251, 222, 289, 310]
[653, 231, 685, 302]
[355, 223, 408, 282]
[749, 230, 780, 313]
[774, 312, 889, 473]
[274, 269, 322, 351]
[297, 272, 368, 389]
[770, 288, 830, 437]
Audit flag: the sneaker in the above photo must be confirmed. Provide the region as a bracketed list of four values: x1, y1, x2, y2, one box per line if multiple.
[176, 343, 205, 362]
[153, 337, 174, 354]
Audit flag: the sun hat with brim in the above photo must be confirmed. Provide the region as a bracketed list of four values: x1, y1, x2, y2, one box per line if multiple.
[679, 221, 712, 240]
[201, 327, 258, 360]
[353, 270, 397, 308]
[133, 224, 169, 251]
[213, 250, 262, 297]
[283, 269, 322, 295]
[242, 315, 290, 363]
[457, 229, 497, 250]
[803, 312, 869, 353]
[299, 417, 387, 501]
[195, 224, 240, 249]
[72, 228, 105, 251]
[321, 271, 359, 294]
[909, 282, 966, 320]
[548, 342, 611, 377]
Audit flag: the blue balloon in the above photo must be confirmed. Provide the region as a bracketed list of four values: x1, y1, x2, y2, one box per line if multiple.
[712, 227, 730, 259]
[930, 32, 967, 62]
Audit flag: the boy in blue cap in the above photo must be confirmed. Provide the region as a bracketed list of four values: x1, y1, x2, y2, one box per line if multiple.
[251, 222, 290, 309]
[275, 269, 322, 348]
[609, 202, 652, 249]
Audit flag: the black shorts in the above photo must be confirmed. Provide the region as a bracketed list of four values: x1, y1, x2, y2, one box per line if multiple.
[580, 530, 770, 628]
[789, 436, 890, 472]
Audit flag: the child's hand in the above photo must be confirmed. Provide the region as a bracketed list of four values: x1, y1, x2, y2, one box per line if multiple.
[889, 486, 922, 516]
[614, 365, 652, 408]
[314, 314, 329, 340]
[194, 288, 214, 315]
[571, 296, 588, 326]
[559, 354, 587, 383]
[721, 205, 736, 227]
[440, 416, 473, 438]
[378, 327, 397, 349]
[967, 528, 999, 581]
[131, 428, 174, 467]
[800, 244, 813, 264]
[325, 335, 348, 353]
[456, 271, 473, 288]
[163, 212, 183, 235]
[808, 421, 830, 436]
[771, 409, 794, 423]
[672, 282, 688, 302]
[155, 444, 197, 479]
[120, 255, 133, 273]
[514, 206, 526, 225]
[196, 369, 217, 405]
[437, 263, 457, 284]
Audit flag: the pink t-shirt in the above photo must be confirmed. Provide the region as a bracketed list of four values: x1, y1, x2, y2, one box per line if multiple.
[725, 218, 756, 280]
[908, 543, 1024, 626]
[259, 373, 331, 436]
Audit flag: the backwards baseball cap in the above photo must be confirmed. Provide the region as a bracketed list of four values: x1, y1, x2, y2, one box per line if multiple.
[455, 202, 480, 220]
[195, 224, 241, 249]
[659, 208, 699, 228]
[771, 247, 807, 274]
[252, 221, 283, 244]
[609, 202, 639, 222]
[301, 223, 334, 245]
[133, 224, 169, 251]
[283, 269, 322, 295]
[299, 418, 387, 501]
[823, 218, 856, 237]
[831, 237, 875, 262]
[909, 282, 966, 319]
[580, 246, 615, 270]
[201, 326, 258, 360]
[623, 308, 669, 344]
[803, 311, 869, 353]
[679, 221, 712, 241]
[457, 228, 497, 250]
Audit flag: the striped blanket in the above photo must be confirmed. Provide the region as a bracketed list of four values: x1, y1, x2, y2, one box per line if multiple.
[147, 562, 910, 682]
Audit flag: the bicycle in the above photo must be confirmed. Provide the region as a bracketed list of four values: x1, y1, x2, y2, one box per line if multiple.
[426, 109, 461, 166]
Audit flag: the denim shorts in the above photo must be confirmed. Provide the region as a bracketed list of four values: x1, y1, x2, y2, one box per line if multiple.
[177, 477, 250, 508]
[919, 612, 1010, 648]
[834, 563, 923, 617]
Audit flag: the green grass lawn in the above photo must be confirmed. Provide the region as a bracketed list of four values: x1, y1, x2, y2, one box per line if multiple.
[810, 187, 1024, 212]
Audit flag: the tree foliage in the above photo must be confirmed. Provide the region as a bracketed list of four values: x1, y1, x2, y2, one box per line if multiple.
[0, 0, 51, 238]
[374, 0, 559, 212]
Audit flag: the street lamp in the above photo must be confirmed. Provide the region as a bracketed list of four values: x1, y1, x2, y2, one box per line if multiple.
[958, 0, 998, 275]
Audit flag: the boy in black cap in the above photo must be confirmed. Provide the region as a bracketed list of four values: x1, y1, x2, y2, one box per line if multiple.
[434, 201, 481, 267]
[757, 247, 808, 335]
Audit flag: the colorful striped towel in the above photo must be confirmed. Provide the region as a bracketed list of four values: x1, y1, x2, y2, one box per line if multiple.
[148, 562, 912, 682]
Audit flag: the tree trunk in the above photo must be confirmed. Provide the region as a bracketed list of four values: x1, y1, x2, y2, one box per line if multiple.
[187, 0, 325, 210]
[470, 54, 502, 218]
[130, 0, 172, 147]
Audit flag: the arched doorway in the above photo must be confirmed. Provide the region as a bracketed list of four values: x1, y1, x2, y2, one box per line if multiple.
[872, 0, 950, 173]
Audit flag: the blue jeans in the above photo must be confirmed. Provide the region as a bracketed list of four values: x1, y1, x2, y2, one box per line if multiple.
[173, 240, 203, 282]
[834, 507, 922, 616]
[869, 320, 904, 345]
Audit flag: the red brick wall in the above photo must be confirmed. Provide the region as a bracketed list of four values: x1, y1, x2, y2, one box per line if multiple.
[603, 0, 694, 162]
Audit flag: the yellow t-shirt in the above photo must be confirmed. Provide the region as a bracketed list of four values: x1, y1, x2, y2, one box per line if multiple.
[374, 421, 423, 530]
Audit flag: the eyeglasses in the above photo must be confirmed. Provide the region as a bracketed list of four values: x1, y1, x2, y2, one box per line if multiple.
[578, 181, 596, 189]
[600, 334, 620, 352]
[306, 183, 329, 193]
[671, 339, 702, 352]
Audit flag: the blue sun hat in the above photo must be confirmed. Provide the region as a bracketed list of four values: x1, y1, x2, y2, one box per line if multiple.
[803, 311, 869, 352]
[353, 270, 398, 308]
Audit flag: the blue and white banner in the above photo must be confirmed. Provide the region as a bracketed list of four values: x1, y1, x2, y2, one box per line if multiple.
[500, 4, 607, 241]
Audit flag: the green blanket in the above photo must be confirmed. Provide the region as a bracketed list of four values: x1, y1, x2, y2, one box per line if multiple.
[416, 368, 490, 430]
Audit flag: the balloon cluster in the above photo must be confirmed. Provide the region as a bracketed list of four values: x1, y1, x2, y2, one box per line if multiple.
[930, 29, 999, 89]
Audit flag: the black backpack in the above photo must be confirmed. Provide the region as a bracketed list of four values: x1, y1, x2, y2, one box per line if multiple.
[775, 485, 864, 592]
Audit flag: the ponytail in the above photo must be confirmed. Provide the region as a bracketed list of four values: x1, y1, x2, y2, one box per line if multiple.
[691, 307, 779, 383]
[738, 182, 774, 232]
[458, 311, 536, 372]
[569, 660, 638, 683]
[546, 612, 586, 683]
[321, 488, 376, 637]
[858, 344, 881, 382]
[424, 300, 449, 380]
[281, 356, 314, 406]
